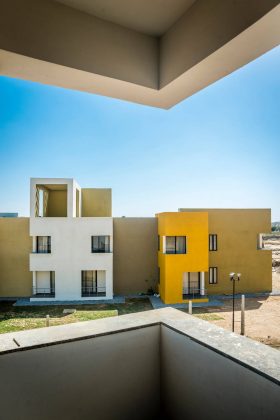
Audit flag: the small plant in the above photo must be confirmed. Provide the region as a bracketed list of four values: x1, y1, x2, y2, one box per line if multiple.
[147, 287, 154, 295]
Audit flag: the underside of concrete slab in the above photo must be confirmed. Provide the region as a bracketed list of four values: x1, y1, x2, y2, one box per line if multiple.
[0, 0, 279, 108]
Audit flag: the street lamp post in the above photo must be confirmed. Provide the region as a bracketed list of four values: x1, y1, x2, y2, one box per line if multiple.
[229, 272, 241, 332]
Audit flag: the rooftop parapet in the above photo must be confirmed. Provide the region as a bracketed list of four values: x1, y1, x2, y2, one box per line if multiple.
[0, 308, 279, 419]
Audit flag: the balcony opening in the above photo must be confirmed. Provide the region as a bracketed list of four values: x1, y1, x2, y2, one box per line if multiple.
[35, 184, 67, 217]
[81, 270, 106, 297]
[36, 236, 51, 253]
[182, 272, 206, 299]
[33, 271, 55, 297]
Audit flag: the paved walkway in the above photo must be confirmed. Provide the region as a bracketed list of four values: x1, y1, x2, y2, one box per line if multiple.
[149, 295, 223, 309]
[13, 296, 125, 306]
[14, 292, 279, 308]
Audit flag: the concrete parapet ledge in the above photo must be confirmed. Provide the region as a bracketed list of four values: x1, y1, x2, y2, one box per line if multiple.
[0, 307, 279, 385]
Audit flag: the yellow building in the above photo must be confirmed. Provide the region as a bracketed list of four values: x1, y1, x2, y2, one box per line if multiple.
[157, 209, 272, 304]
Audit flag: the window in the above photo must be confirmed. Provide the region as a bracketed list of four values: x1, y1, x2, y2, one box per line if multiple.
[81, 270, 106, 297]
[209, 267, 218, 284]
[166, 236, 186, 254]
[50, 271, 55, 294]
[33, 271, 55, 297]
[91, 236, 110, 253]
[257, 233, 264, 249]
[36, 236, 51, 253]
[209, 234, 217, 251]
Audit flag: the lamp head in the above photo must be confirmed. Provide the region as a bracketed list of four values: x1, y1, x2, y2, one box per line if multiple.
[237, 273, 241, 281]
[229, 272, 235, 281]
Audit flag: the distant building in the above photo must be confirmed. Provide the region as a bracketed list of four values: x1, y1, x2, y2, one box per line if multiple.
[157, 209, 272, 304]
[29, 178, 113, 301]
[0, 213, 18, 217]
[0, 178, 272, 302]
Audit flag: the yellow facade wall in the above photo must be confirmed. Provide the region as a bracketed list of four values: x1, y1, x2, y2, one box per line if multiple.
[181, 209, 272, 295]
[158, 212, 209, 304]
[0, 218, 32, 297]
[82, 189, 112, 217]
[113, 218, 158, 294]
[47, 190, 67, 217]
[207, 209, 271, 294]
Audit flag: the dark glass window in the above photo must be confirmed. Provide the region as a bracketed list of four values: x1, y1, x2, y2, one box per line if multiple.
[209, 267, 218, 284]
[36, 236, 51, 253]
[81, 270, 106, 296]
[91, 236, 110, 253]
[50, 271, 55, 294]
[166, 236, 186, 254]
[209, 234, 218, 251]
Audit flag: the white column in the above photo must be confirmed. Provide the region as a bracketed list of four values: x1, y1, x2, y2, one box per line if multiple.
[32, 272, 36, 294]
[67, 180, 75, 218]
[30, 178, 37, 218]
[200, 272, 205, 296]
[32, 236, 36, 253]
[162, 236, 166, 254]
[106, 268, 113, 299]
[72, 180, 81, 218]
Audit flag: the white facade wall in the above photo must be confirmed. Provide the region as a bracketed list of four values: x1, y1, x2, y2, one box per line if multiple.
[29, 178, 113, 301]
[30, 217, 113, 301]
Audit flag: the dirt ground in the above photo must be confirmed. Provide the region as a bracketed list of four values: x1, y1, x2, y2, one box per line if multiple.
[193, 235, 280, 348]
[273, 270, 280, 291]
[194, 296, 280, 348]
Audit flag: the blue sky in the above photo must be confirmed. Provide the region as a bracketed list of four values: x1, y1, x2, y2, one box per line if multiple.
[0, 46, 279, 220]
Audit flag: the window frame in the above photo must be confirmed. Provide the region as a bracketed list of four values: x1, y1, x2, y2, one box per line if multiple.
[36, 236, 51, 254]
[81, 270, 106, 297]
[209, 234, 218, 251]
[209, 267, 218, 284]
[91, 235, 110, 253]
[165, 236, 187, 254]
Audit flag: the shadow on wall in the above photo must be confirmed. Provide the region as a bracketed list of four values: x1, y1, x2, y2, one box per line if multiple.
[113, 218, 158, 295]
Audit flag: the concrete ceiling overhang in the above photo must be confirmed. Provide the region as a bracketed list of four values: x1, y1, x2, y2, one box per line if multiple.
[55, 0, 197, 36]
[0, 0, 279, 109]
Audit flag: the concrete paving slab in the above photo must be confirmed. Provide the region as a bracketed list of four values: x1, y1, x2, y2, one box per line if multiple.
[13, 296, 126, 306]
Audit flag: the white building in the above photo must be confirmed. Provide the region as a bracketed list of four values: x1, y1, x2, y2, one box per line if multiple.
[29, 178, 113, 301]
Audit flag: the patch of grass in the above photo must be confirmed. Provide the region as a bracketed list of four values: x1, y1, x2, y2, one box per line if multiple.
[0, 309, 118, 334]
[0, 298, 153, 334]
[73, 310, 118, 322]
[194, 313, 224, 321]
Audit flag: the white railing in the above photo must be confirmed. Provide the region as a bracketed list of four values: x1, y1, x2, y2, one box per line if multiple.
[183, 287, 207, 298]
[32, 287, 55, 297]
[81, 286, 106, 297]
